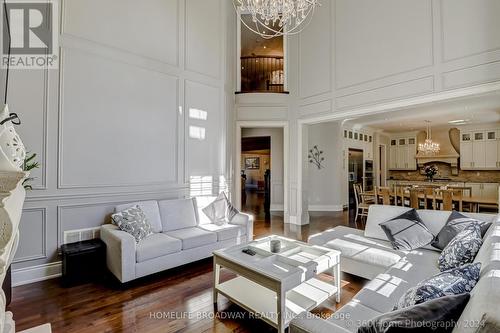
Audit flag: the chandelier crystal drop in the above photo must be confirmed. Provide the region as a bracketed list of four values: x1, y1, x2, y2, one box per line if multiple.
[234, 0, 321, 38]
[419, 121, 440, 155]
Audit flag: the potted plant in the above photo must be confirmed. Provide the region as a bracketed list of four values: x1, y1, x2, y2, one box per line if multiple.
[423, 164, 438, 182]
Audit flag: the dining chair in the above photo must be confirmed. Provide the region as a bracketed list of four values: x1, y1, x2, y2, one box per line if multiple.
[394, 184, 410, 207]
[376, 186, 392, 205]
[409, 188, 420, 209]
[353, 183, 370, 224]
[448, 186, 472, 211]
[438, 189, 463, 211]
[422, 186, 437, 210]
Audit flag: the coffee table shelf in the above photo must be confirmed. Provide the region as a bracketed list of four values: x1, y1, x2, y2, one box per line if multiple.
[216, 276, 338, 327]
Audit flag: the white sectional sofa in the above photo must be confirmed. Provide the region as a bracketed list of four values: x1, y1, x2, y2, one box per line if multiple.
[101, 197, 253, 283]
[290, 205, 500, 333]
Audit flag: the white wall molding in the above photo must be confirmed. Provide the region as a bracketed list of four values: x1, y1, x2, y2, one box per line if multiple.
[308, 205, 344, 212]
[57, 47, 181, 189]
[12, 262, 62, 287]
[13, 208, 48, 264]
[270, 204, 284, 212]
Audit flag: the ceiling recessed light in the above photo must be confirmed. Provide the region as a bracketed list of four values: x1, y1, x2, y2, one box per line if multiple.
[448, 119, 470, 124]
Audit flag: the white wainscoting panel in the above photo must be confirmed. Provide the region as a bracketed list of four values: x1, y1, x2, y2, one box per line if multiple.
[185, 0, 221, 78]
[14, 208, 47, 263]
[443, 61, 500, 90]
[185, 80, 222, 178]
[441, 0, 500, 62]
[336, 76, 434, 109]
[62, 0, 179, 65]
[8, 69, 47, 189]
[299, 0, 332, 99]
[335, 0, 433, 89]
[59, 48, 179, 188]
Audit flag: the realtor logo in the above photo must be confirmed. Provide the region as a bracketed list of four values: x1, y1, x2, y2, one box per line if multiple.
[1, 0, 59, 69]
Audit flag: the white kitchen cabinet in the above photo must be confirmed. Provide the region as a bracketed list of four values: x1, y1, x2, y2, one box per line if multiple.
[389, 136, 416, 170]
[461, 142, 474, 169]
[389, 139, 397, 169]
[460, 129, 500, 170]
[468, 182, 499, 201]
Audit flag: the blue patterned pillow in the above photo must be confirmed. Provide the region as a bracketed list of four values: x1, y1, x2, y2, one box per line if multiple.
[438, 223, 482, 271]
[395, 263, 481, 310]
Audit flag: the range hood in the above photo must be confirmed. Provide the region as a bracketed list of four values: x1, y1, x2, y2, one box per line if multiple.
[415, 129, 460, 175]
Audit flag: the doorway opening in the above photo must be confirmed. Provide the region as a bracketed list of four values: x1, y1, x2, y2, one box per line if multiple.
[348, 149, 364, 210]
[240, 127, 285, 221]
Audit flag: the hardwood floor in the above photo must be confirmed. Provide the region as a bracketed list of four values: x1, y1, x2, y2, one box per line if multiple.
[9, 194, 367, 333]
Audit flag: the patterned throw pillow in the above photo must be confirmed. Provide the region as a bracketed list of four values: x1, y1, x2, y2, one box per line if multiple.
[379, 209, 434, 251]
[202, 192, 239, 226]
[438, 223, 482, 271]
[432, 211, 492, 250]
[394, 263, 481, 310]
[111, 205, 153, 243]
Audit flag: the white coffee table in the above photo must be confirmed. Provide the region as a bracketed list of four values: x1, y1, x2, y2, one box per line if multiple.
[213, 235, 341, 333]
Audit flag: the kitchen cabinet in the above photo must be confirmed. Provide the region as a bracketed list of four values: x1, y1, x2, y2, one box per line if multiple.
[468, 183, 499, 202]
[389, 136, 417, 170]
[461, 129, 500, 170]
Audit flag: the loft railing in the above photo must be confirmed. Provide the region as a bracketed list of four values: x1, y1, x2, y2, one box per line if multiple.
[240, 56, 285, 93]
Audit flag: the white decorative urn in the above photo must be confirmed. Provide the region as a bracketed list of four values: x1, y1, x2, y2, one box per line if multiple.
[0, 105, 25, 171]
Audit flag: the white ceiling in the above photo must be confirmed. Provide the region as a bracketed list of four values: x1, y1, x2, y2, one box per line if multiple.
[344, 92, 500, 133]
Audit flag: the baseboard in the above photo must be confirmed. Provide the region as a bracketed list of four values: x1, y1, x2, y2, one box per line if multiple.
[12, 262, 62, 287]
[270, 204, 284, 211]
[308, 205, 344, 212]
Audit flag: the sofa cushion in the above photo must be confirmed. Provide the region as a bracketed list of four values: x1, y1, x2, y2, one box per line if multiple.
[136, 233, 182, 263]
[365, 205, 413, 241]
[395, 263, 481, 310]
[327, 300, 382, 333]
[358, 293, 470, 333]
[115, 201, 162, 233]
[111, 205, 153, 243]
[439, 223, 482, 271]
[312, 226, 405, 270]
[202, 192, 239, 226]
[159, 198, 197, 232]
[353, 273, 412, 313]
[166, 227, 217, 250]
[194, 196, 217, 225]
[379, 209, 434, 251]
[198, 223, 246, 241]
[386, 249, 441, 286]
[432, 211, 492, 250]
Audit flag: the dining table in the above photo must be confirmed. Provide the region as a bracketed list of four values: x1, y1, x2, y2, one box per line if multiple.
[365, 190, 498, 212]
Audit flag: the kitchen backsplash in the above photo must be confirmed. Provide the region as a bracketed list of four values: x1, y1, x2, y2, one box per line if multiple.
[389, 162, 500, 183]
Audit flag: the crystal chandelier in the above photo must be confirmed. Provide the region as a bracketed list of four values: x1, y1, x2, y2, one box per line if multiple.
[419, 121, 440, 155]
[234, 0, 321, 39]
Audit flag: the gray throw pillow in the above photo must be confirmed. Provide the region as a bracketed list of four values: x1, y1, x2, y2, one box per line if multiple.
[359, 293, 470, 333]
[111, 205, 152, 243]
[438, 223, 482, 271]
[432, 211, 492, 250]
[379, 209, 434, 251]
[202, 192, 239, 226]
[394, 263, 480, 310]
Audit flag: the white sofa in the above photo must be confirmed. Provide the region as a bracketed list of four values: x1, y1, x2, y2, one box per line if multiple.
[290, 205, 500, 333]
[100, 197, 253, 283]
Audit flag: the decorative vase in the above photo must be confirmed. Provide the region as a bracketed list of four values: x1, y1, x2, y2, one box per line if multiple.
[0, 105, 26, 171]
